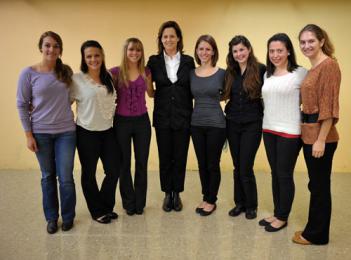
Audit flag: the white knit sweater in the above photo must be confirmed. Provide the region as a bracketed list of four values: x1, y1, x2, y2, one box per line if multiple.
[262, 67, 307, 135]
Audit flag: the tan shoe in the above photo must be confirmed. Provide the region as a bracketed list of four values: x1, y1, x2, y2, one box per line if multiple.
[292, 231, 312, 245]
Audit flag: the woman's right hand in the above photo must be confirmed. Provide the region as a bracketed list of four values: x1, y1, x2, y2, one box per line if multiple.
[25, 132, 38, 152]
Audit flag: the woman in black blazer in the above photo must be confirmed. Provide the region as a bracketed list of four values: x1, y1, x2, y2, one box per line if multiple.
[147, 20, 195, 212]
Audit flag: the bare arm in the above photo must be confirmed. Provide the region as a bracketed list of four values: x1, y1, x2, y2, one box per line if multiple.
[312, 118, 333, 158]
[146, 74, 154, 98]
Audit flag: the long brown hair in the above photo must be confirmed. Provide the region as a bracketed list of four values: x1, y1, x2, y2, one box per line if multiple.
[299, 24, 335, 58]
[223, 35, 261, 100]
[118, 38, 147, 87]
[266, 33, 298, 78]
[80, 40, 114, 94]
[38, 31, 73, 85]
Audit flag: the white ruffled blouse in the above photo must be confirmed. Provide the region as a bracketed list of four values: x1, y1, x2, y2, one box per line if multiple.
[70, 72, 116, 131]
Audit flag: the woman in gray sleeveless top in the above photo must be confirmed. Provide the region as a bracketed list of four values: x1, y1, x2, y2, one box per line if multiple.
[190, 35, 226, 216]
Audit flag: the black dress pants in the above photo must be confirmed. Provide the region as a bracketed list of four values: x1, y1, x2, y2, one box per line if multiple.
[114, 113, 151, 212]
[227, 119, 262, 210]
[191, 126, 226, 204]
[76, 125, 120, 219]
[263, 132, 301, 221]
[302, 142, 337, 245]
[155, 127, 190, 193]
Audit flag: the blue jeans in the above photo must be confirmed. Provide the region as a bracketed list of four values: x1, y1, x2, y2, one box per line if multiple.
[34, 131, 76, 222]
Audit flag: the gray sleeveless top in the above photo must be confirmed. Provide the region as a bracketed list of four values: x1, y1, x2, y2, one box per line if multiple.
[190, 68, 226, 128]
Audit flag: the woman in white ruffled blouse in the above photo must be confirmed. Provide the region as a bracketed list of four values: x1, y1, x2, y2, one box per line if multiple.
[71, 40, 120, 224]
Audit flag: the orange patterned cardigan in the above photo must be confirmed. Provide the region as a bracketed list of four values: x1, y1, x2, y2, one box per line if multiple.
[300, 57, 341, 145]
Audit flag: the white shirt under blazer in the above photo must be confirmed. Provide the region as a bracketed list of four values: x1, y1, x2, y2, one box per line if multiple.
[164, 51, 180, 83]
[70, 72, 116, 131]
[262, 67, 308, 135]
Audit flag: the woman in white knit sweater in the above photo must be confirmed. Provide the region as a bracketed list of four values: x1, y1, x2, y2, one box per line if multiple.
[259, 33, 307, 232]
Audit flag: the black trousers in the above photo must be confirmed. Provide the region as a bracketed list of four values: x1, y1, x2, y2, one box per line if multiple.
[114, 113, 151, 212]
[227, 119, 262, 210]
[155, 127, 190, 193]
[302, 142, 337, 245]
[263, 132, 301, 221]
[76, 125, 120, 219]
[191, 126, 226, 204]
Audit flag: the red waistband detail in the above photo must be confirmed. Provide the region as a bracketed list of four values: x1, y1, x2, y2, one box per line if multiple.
[263, 129, 300, 139]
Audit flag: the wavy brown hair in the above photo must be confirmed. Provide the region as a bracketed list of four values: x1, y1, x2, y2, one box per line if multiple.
[38, 31, 73, 85]
[223, 35, 261, 100]
[299, 24, 335, 59]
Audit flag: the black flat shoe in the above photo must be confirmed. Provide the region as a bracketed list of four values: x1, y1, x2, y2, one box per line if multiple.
[245, 209, 257, 219]
[47, 220, 58, 234]
[258, 218, 271, 226]
[200, 204, 217, 216]
[126, 209, 136, 216]
[94, 214, 111, 224]
[62, 220, 74, 231]
[173, 192, 183, 211]
[228, 206, 245, 217]
[162, 193, 173, 212]
[195, 207, 203, 214]
[265, 222, 288, 232]
[107, 212, 118, 219]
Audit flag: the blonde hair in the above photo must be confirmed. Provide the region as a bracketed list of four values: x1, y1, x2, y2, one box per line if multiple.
[118, 38, 147, 87]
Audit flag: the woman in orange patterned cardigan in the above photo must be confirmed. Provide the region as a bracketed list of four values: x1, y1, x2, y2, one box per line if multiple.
[292, 24, 341, 245]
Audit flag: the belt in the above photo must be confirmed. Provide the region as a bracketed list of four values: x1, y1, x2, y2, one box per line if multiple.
[302, 113, 319, 123]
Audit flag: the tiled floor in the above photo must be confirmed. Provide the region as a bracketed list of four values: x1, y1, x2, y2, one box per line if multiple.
[0, 170, 350, 260]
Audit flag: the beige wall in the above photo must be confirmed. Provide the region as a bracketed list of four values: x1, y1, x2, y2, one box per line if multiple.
[1, 0, 350, 172]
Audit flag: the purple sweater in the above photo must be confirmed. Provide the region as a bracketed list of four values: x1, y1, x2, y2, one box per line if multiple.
[110, 67, 150, 116]
[16, 67, 75, 134]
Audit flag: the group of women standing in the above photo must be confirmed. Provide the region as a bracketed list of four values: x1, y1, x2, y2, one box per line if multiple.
[16, 22, 341, 246]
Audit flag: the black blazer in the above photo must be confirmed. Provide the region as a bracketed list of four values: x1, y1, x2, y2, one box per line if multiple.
[147, 53, 195, 129]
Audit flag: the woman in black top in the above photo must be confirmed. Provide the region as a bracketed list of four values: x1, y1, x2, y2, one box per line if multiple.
[147, 21, 195, 212]
[223, 35, 266, 220]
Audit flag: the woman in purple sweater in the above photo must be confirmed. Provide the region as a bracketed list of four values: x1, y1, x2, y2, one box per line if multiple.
[16, 31, 76, 234]
[110, 38, 154, 215]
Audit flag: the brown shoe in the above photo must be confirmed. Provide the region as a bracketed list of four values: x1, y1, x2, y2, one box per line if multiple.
[292, 231, 312, 245]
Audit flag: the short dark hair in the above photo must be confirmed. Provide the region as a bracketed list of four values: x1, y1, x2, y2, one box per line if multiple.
[194, 35, 219, 67]
[157, 20, 184, 54]
[80, 40, 114, 94]
[266, 33, 298, 77]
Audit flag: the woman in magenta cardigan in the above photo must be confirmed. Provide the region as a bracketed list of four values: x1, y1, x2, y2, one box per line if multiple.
[111, 38, 154, 215]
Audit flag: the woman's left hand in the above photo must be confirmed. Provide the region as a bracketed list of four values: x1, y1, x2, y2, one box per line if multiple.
[312, 139, 325, 158]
